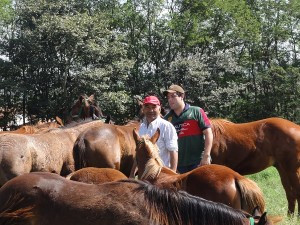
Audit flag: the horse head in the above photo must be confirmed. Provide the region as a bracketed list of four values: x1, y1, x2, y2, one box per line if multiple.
[133, 128, 163, 180]
[70, 94, 104, 121]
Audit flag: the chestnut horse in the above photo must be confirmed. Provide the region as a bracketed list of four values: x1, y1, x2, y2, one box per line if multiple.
[210, 117, 300, 215]
[0, 172, 272, 225]
[0, 120, 103, 186]
[66, 167, 127, 184]
[73, 121, 140, 177]
[0, 116, 63, 134]
[69, 94, 107, 122]
[133, 128, 266, 215]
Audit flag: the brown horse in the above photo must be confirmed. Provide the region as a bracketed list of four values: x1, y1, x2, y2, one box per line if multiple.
[73, 121, 140, 177]
[0, 172, 272, 225]
[133, 128, 267, 215]
[0, 120, 104, 186]
[69, 94, 106, 122]
[210, 117, 300, 216]
[66, 167, 127, 184]
[0, 116, 63, 134]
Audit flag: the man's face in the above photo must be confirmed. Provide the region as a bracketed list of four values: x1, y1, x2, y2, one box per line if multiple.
[143, 103, 160, 122]
[167, 92, 181, 109]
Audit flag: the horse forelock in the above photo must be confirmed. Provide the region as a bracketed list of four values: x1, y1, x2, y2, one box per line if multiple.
[140, 159, 162, 180]
[132, 181, 247, 225]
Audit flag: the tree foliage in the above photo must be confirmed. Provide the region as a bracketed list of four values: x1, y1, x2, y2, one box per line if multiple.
[0, 0, 300, 127]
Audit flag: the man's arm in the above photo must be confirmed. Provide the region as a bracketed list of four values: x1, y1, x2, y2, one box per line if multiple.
[169, 150, 178, 172]
[200, 127, 213, 166]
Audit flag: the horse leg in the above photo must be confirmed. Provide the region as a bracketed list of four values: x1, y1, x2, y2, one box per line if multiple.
[275, 165, 296, 215]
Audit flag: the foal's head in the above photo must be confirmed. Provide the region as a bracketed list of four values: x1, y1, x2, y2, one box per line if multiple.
[133, 128, 164, 179]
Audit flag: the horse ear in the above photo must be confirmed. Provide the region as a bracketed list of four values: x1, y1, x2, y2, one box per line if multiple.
[251, 206, 260, 217]
[88, 94, 95, 103]
[136, 98, 143, 107]
[78, 95, 85, 103]
[150, 128, 160, 144]
[133, 128, 141, 143]
[257, 212, 268, 225]
[55, 116, 64, 126]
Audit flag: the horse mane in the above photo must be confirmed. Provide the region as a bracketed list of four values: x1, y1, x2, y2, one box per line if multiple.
[0, 194, 35, 224]
[120, 179, 248, 225]
[210, 118, 233, 139]
[139, 136, 164, 180]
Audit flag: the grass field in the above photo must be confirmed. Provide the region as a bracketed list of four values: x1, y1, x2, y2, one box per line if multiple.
[247, 167, 299, 225]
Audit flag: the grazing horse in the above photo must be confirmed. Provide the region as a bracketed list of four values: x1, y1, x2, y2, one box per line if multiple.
[0, 172, 272, 225]
[66, 167, 127, 184]
[69, 94, 105, 122]
[133, 128, 266, 215]
[73, 121, 140, 177]
[0, 120, 104, 186]
[210, 117, 300, 216]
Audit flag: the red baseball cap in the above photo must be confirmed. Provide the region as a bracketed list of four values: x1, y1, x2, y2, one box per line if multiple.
[143, 96, 160, 105]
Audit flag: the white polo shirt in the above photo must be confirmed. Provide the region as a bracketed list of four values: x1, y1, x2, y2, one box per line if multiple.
[139, 116, 178, 167]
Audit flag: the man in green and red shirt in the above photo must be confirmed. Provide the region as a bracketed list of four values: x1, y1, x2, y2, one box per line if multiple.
[163, 84, 213, 173]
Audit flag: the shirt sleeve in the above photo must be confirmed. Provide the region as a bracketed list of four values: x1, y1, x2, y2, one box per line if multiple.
[163, 122, 178, 152]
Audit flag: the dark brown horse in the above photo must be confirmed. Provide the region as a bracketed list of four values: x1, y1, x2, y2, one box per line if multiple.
[0, 120, 104, 186]
[210, 117, 300, 215]
[133, 128, 267, 215]
[73, 121, 140, 177]
[0, 172, 272, 225]
[66, 167, 127, 184]
[69, 94, 106, 122]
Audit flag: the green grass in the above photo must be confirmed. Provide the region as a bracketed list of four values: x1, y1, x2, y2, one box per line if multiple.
[247, 167, 299, 225]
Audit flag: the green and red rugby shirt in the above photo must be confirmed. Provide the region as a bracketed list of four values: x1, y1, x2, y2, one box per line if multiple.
[164, 104, 211, 167]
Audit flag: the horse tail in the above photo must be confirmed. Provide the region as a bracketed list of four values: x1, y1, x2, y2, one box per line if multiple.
[0, 194, 35, 225]
[73, 136, 87, 170]
[236, 176, 266, 213]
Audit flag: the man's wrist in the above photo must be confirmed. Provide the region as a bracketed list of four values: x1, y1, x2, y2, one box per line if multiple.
[201, 152, 212, 162]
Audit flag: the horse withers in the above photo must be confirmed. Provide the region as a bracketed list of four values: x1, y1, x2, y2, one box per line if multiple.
[0, 172, 272, 225]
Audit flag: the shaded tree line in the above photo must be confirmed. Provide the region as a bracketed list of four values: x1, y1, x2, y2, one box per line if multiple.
[0, 0, 299, 127]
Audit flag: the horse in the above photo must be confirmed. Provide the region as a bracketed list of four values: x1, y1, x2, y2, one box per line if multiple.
[0, 172, 272, 225]
[69, 94, 107, 122]
[66, 167, 127, 184]
[73, 120, 140, 177]
[210, 117, 300, 216]
[133, 128, 267, 215]
[0, 119, 104, 186]
[0, 116, 63, 134]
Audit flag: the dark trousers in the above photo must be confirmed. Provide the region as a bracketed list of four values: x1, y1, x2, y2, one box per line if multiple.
[177, 164, 198, 174]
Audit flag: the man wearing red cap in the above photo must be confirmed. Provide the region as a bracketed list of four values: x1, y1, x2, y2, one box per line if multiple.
[130, 95, 178, 177]
[163, 84, 213, 173]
